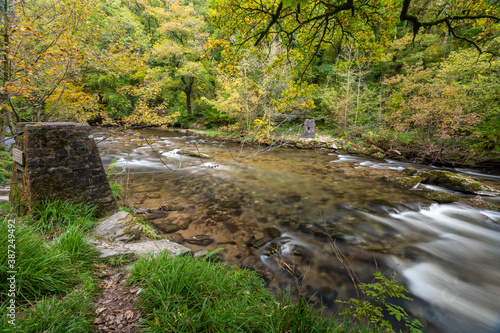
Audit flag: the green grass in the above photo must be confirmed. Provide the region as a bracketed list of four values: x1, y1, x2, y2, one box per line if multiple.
[0, 203, 100, 332]
[52, 225, 99, 266]
[25, 199, 98, 236]
[127, 251, 356, 332]
[0, 219, 82, 302]
[0, 274, 98, 333]
[110, 182, 123, 200]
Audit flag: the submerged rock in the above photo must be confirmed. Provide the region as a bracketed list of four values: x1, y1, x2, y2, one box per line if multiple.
[185, 234, 214, 246]
[252, 236, 272, 249]
[418, 189, 460, 203]
[420, 170, 500, 196]
[157, 223, 180, 234]
[95, 211, 142, 242]
[165, 233, 184, 244]
[220, 201, 241, 209]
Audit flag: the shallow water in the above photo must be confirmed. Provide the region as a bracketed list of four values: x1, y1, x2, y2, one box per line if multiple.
[97, 128, 500, 333]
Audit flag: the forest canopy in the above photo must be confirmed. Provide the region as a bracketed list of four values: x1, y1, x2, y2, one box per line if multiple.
[1, 0, 499, 164]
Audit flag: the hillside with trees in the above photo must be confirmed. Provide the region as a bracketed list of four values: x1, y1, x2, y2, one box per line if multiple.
[1, 0, 499, 166]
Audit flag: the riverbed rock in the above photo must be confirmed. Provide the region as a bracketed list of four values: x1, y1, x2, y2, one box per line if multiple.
[263, 227, 281, 240]
[418, 189, 460, 203]
[402, 167, 418, 176]
[220, 200, 241, 209]
[156, 223, 180, 234]
[176, 149, 212, 159]
[185, 234, 215, 246]
[420, 170, 500, 196]
[165, 233, 184, 244]
[252, 236, 272, 249]
[95, 211, 142, 242]
[382, 175, 422, 189]
[178, 218, 193, 230]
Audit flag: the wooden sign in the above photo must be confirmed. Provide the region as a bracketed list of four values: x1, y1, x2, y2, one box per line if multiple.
[12, 148, 23, 166]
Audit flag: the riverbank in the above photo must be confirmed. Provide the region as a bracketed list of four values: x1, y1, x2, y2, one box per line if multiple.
[0, 199, 398, 332]
[176, 127, 500, 171]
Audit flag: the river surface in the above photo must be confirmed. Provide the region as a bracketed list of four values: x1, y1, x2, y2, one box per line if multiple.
[96, 128, 500, 333]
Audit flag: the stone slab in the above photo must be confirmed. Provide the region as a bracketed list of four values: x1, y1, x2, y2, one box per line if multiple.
[95, 211, 142, 242]
[96, 239, 191, 259]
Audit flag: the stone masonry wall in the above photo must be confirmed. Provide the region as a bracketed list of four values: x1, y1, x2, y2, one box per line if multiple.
[10, 122, 118, 216]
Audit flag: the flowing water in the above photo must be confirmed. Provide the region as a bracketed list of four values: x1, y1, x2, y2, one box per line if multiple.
[97, 128, 500, 333]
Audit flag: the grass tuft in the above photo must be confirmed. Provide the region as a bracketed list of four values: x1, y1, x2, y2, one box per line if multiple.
[0, 219, 81, 303]
[128, 251, 341, 332]
[52, 225, 99, 266]
[25, 199, 98, 236]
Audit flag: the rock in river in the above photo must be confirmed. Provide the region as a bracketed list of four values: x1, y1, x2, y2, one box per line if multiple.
[186, 235, 215, 246]
[420, 170, 500, 196]
[176, 150, 212, 159]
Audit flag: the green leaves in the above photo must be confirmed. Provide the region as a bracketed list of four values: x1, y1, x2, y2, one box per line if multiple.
[337, 271, 423, 333]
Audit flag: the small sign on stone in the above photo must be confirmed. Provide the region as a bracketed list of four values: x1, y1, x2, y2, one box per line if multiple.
[12, 148, 23, 166]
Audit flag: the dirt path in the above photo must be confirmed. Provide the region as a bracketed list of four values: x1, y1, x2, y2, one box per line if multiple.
[93, 266, 142, 333]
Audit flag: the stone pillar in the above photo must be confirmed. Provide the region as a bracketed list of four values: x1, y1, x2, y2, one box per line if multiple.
[9, 122, 118, 216]
[301, 119, 316, 139]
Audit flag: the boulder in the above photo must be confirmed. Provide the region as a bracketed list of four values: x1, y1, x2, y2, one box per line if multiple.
[381, 176, 421, 189]
[95, 211, 143, 242]
[420, 170, 500, 196]
[402, 167, 418, 176]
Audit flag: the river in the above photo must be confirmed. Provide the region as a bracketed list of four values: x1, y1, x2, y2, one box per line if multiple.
[96, 128, 500, 333]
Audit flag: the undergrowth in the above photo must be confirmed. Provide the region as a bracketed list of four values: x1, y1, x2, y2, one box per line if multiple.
[0, 217, 99, 332]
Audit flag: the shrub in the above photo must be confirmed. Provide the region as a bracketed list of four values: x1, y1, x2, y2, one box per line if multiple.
[337, 272, 423, 333]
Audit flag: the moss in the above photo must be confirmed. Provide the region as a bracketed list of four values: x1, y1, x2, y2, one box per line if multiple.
[9, 183, 30, 215]
[421, 170, 500, 196]
[419, 189, 460, 203]
[402, 167, 418, 176]
[381, 176, 421, 189]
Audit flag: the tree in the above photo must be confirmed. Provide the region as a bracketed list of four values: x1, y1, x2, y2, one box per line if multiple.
[211, 0, 500, 69]
[0, 0, 102, 142]
[208, 41, 315, 134]
[139, 0, 212, 115]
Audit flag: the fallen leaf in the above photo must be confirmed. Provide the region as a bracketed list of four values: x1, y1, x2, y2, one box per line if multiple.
[125, 310, 134, 320]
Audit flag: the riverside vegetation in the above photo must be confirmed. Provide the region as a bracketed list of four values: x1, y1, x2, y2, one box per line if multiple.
[0, 155, 423, 333]
[1, 0, 499, 169]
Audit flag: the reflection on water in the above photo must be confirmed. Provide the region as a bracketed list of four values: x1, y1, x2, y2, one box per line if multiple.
[97, 128, 500, 333]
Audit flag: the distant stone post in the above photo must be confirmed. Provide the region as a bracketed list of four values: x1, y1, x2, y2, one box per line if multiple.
[301, 119, 316, 139]
[9, 122, 118, 216]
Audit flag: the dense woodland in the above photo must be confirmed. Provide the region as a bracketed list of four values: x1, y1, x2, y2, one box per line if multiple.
[1, 0, 499, 166]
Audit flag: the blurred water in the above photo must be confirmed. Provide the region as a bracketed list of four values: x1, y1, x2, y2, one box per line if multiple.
[98, 128, 500, 333]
